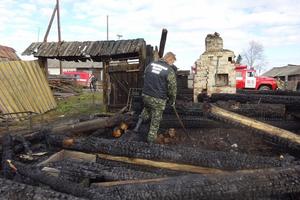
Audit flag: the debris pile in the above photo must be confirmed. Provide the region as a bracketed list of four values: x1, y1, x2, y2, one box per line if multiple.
[1, 91, 300, 199]
[48, 75, 81, 99]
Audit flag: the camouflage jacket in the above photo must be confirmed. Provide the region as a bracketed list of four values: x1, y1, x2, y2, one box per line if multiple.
[167, 67, 177, 104]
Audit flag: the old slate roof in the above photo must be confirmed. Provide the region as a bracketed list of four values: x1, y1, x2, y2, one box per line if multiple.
[0, 45, 20, 61]
[263, 64, 300, 77]
[22, 39, 145, 61]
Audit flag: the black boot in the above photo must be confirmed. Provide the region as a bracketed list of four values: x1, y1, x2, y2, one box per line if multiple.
[133, 118, 143, 132]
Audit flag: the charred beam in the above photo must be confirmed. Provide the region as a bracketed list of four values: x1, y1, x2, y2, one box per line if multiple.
[96, 157, 188, 176]
[237, 89, 300, 96]
[158, 28, 168, 58]
[1, 134, 14, 179]
[51, 113, 133, 135]
[10, 161, 103, 199]
[46, 158, 164, 181]
[209, 104, 300, 155]
[0, 177, 86, 200]
[98, 165, 300, 200]
[210, 93, 300, 106]
[46, 135, 294, 170]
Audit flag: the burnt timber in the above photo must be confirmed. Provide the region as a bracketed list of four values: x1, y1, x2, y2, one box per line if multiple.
[46, 135, 294, 170]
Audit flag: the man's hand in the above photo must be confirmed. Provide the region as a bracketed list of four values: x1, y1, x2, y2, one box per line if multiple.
[169, 101, 175, 107]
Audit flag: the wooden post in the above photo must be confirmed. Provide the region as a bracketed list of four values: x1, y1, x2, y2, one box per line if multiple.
[102, 61, 109, 111]
[38, 58, 48, 79]
[138, 42, 147, 87]
[43, 4, 57, 42]
[56, 0, 63, 75]
[158, 28, 168, 58]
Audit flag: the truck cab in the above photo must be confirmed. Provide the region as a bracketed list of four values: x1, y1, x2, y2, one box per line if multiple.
[235, 65, 277, 90]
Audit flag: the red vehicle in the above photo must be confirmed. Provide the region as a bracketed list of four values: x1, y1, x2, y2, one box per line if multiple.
[235, 65, 277, 90]
[63, 71, 92, 87]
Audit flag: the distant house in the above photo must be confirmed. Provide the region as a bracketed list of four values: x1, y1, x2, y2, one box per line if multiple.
[47, 59, 103, 81]
[0, 45, 20, 61]
[263, 64, 300, 91]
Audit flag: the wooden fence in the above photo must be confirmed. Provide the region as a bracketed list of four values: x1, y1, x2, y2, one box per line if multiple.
[0, 60, 57, 120]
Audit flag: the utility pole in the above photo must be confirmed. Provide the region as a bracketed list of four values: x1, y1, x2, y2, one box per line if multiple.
[57, 0, 62, 75]
[43, 4, 57, 42]
[106, 15, 109, 40]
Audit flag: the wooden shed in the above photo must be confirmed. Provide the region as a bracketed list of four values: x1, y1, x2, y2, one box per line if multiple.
[263, 64, 300, 91]
[22, 39, 149, 110]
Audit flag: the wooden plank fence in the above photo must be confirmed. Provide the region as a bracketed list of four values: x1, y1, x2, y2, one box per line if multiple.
[0, 60, 57, 120]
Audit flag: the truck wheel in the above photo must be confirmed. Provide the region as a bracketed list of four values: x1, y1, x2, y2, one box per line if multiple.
[259, 85, 271, 91]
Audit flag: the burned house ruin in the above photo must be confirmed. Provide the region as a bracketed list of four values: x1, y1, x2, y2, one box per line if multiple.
[193, 32, 236, 101]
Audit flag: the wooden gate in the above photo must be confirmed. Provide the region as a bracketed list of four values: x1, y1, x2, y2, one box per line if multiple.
[108, 62, 142, 110]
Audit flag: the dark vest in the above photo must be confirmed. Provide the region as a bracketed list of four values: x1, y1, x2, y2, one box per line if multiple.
[143, 60, 172, 100]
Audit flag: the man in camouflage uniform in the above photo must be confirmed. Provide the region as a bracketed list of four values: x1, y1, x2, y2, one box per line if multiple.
[276, 77, 285, 90]
[133, 52, 177, 143]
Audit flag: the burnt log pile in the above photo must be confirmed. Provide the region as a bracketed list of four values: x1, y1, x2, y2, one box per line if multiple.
[48, 75, 81, 98]
[1, 91, 300, 199]
[46, 135, 295, 170]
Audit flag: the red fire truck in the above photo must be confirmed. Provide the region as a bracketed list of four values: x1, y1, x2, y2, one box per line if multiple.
[235, 65, 277, 90]
[63, 71, 92, 87]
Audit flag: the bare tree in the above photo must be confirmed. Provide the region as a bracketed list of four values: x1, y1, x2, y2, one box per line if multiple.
[242, 41, 266, 75]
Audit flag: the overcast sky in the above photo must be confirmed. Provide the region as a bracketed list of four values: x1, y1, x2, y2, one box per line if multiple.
[0, 0, 299, 71]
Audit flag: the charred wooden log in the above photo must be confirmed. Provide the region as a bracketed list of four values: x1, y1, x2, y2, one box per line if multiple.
[9, 161, 101, 199]
[0, 177, 86, 200]
[164, 102, 288, 121]
[46, 135, 294, 170]
[208, 105, 300, 156]
[13, 135, 32, 155]
[46, 158, 164, 181]
[237, 89, 300, 96]
[97, 165, 300, 200]
[1, 134, 14, 179]
[51, 113, 133, 135]
[215, 101, 286, 119]
[210, 93, 300, 106]
[161, 117, 300, 131]
[96, 157, 188, 176]
[11, 161, 300, 200]
[161, 116, 230, 129]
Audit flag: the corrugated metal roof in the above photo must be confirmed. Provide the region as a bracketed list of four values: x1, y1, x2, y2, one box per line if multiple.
[22, 39, 145, 61]
[0, 60, 57, 120]
[263, 64, 300, 77]
[0, 45, 21, 61]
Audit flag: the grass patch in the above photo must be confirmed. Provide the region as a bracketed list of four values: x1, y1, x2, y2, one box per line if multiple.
[32, 92, 106, 125]
[0, 91, 106, 133]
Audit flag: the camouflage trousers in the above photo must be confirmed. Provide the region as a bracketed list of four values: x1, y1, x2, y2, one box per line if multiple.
[140, 94, 166, 142]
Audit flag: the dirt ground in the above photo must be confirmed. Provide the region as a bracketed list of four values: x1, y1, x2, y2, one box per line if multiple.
[92, 121, 288, 159]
